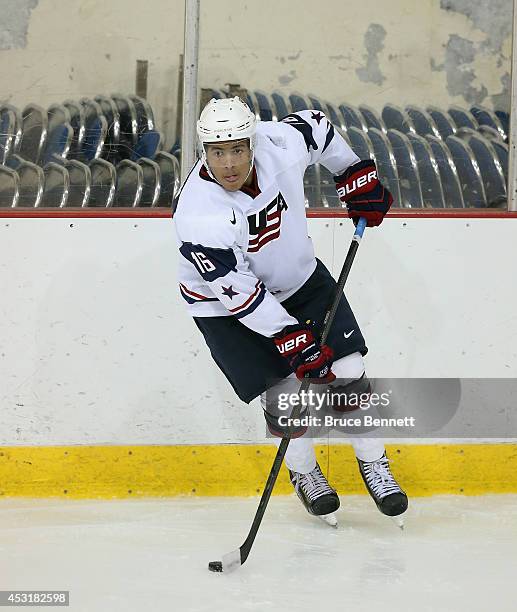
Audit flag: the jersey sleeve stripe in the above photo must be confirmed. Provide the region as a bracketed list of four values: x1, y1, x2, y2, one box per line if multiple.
[229, 280, 265, 314]
[179, 283, 218, 304]
[233, 284, 267, 319]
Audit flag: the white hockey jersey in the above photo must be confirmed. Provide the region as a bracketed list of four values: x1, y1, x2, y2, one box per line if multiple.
[173, 110, 360, 338]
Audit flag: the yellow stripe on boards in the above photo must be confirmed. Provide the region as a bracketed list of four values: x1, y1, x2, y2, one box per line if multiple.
[0, 444, 515, 499]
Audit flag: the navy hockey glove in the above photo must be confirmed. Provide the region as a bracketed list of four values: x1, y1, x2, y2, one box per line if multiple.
[334, 159, 393, 227]
[274, 324, 336, 383]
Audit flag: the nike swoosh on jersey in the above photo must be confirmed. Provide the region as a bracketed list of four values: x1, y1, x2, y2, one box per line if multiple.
[344, 330, 354, 338]
[230, 210, 236, 224]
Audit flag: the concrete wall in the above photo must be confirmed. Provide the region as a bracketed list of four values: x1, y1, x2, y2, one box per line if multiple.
[0, 0, 512, 143]
[0, 216, 516, 446]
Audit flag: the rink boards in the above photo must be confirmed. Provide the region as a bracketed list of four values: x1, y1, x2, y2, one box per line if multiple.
[0, 213, 516, 497]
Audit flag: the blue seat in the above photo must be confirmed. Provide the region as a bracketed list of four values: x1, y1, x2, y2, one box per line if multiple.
[425, 135, 465, 208]
[138, 157, 161, 206]
[406, 133, 445, 208]
[386, 129, 423, 208]
[477, 125, 502, 141]
[325, 102, 345, 130]
[445, 135, 486, 207]
[426, 106, 456, 140]
[495, 110, 509, 139]
[486, 138, 508, 184]
[470, 105, 506, 141]
[382, 104, 415, 134]
[289, 93, 309, 113]
[253, 91, 275, 121]
[358, 104, 385, 132]
[367, 127, 402, 206]
[448, 106, 478, 131]
[271, 92, 290, 120]
[466, 133, 506, 207]
[40, 123, 74, 166]
[111, 94, 139, 151]
[131, 129, 162, 161]
[307, 95, 325, 112]
[94, 95, 121, 162]
[339, 103, 367, 131]
[406, 106, 440, 139]
[318, 165, 340, 208]
[346, 126, 373, 160]
[129, 95, 155, 133]
[0, 104, 22, 154]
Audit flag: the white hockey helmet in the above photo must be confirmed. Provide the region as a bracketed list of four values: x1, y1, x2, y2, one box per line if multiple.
[197, 97, 256, 177]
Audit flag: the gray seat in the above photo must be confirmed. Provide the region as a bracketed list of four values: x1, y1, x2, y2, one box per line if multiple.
[271, 92, 290, 120]
[63, 100, 86, 157]
[382, 104, 415, 134]
[0, 108, 17, 164]
[339, 103, 367, 132]
[303, 164, 322, 208]
[253, 91, 276, 121]
[307, 95, 325, 113]
[426, 106, 456, 140]
[466, 133, 506, 207]
[62, 159, 91, 207]
[95, 95, 121, 163]
[319, 165, 340, 208]
[111, 94, 139, 154]
[448, 106, 478, 131]
[6, 155, 44, 207]
[386, 129, 423, 208]
[137, 157, 161, 207]
[470, 105, 506, 141]
[0, 165, 20, 207]
[406, 133, 445, 208]
[41, 162, 69, 208]
[114, 160, 143, 207]
[155, 151, 180, 207]
[81, 114, 108, 162]
[425, 135, 465, 208]
[325, 102, 345, 130]
[0, 104, 22, 153]
[358, 104, 385, 132]
[406, 106, 441, 139]
[289, 93, 310, 113]
[445, 136, 486, 207]
[19, 104, 48, 164]
[88, 158, 116, 207]
[478, 125, 503, 141]
[367, 127, 402, 206]
[346, 126, 373, 160]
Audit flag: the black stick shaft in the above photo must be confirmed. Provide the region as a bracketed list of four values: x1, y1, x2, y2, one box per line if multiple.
[238, 220, 367, 565]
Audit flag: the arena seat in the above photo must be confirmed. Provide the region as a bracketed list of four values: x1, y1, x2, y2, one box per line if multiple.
[0, 165, 20, 207]
[114, 160, 143, 207]
[425, 135, 465, 208]
[367, 127, 402, 205]
[253, 91, 275, 121]
[155, 151, 180, 207]
[382, 104, 415, 134]
[339, 103, 367, 132]
[426, 106, 456, 140]
[137, 157, 161, 207]
[0, 108, 17, 164]
[88, 158, 116, 207]
[470, 105, 506, 141]
[289, 93, 310, 113]
[111, 94, 139, 153]
[41, 162, 70, 207]
[129, 95, 155, 134]
[40, 123, 74, 166]
[466, 132, 506, 207]
[358, 104, 385, 133]
[405, 106, 441, 139]
[307, 94, 325, 113]
[271, 92, 290, 120]
[387, 129, 423, 208]
[19, 104, 48, 164]
[94, 95, 121, 163]
[346, 126, 373, 160]
[446, 135, 486, 207]
[131, 130, 162, 161]
[406, 132, 445, 208]
[63, 100, 86, 157]
[5, 156, 44, 207]
[448, 106, 478, 131]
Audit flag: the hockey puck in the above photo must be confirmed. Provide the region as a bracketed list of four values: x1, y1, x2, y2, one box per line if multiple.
[208, 561, 223, 572]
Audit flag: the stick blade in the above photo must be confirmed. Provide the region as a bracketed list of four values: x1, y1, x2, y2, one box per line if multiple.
[208, 548, 242, 573]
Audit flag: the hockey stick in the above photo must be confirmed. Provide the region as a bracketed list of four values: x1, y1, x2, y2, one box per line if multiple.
[208, 217, 368, 573]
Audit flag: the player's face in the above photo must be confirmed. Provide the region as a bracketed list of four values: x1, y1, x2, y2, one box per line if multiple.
[205, 140, 252, 191]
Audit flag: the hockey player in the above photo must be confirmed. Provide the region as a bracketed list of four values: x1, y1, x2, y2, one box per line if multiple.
[174, 97, 407, 526]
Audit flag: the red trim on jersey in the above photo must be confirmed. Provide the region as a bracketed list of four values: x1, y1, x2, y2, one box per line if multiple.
[229, 280, 263, 313]
[179, 283, 214, 301]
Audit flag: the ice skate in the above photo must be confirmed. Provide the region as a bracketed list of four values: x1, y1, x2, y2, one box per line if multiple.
[357, 453, 408, 529]
[289, 463, 340, 528]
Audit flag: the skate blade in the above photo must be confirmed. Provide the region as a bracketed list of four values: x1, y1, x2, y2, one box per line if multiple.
[318, 513, 338, 528]
[391, 515, 404, 530]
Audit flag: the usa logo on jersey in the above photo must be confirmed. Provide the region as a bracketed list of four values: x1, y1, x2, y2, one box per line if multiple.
[247, 192, 288, 253]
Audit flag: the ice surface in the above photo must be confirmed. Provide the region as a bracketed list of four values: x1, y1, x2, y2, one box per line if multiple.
[0, 495, 516, 612]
